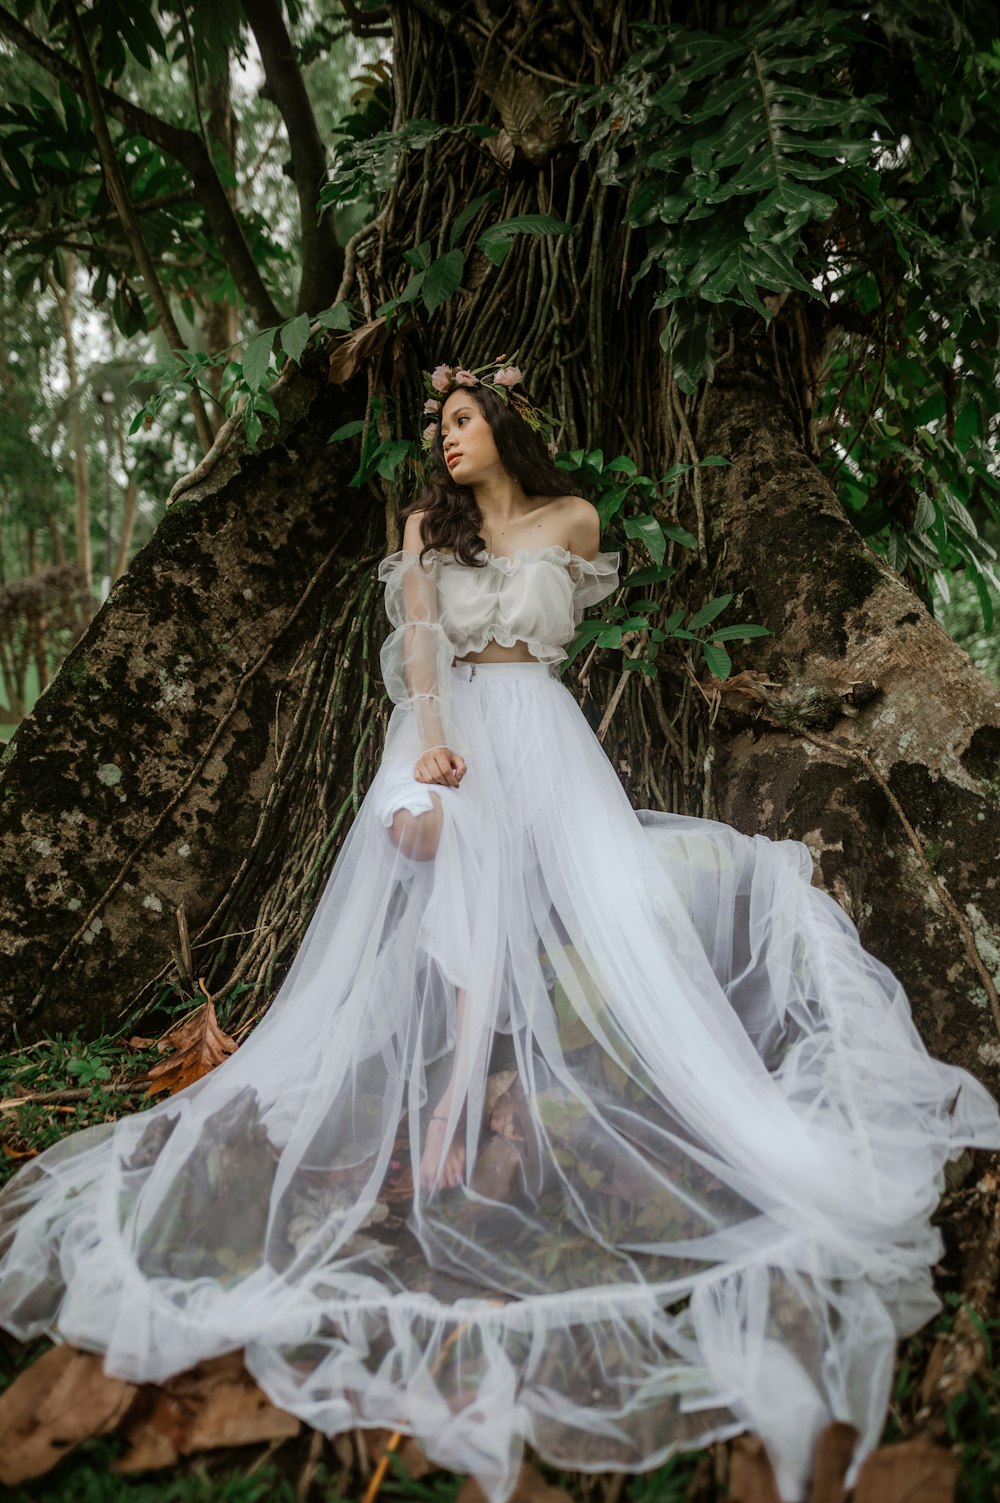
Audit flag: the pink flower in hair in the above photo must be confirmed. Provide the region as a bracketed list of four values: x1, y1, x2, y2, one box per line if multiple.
[423, 397, 441, 414]
[430, 364, 454, 392]
[454, 369, 478, 386]
[493, 366, 522, 388]
[422, 423, 438, 444]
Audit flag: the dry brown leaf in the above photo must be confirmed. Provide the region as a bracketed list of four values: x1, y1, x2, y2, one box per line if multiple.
[327, 316, 390, 385]
[1, 1142, 37, 1158]
[728, 1434, 782, 1503]
[112, 1350, 300, 1472]
[0, 1344, 138, 1484]
[809, 1422, 858, 1503]
[851, 1438, 958, 1503]
[137, 998, 238, 1097]
[455, 1460, 573, 1502]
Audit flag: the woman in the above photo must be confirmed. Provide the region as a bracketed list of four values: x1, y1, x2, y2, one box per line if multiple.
[0, 359, 998, 1503]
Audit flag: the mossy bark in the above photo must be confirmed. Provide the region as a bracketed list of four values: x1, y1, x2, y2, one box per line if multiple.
[692, 363, 1000, 1092]
[0, 352, 377, 1041]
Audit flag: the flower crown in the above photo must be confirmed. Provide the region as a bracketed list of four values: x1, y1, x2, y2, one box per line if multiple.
[419, 353, 559, 457]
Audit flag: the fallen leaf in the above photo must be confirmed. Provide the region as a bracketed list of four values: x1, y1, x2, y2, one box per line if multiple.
[809, 1422, 858, 1503]
[112, 1350, 300, 1472]
[137, 999, 238, 1097]
[456, 1459, 572, 1502]
[0, 1345, 137, 1484]
[728, 1433, 782, 1503]
[851, 1438, 958, 1503]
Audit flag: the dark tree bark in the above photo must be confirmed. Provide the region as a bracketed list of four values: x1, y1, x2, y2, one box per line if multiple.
[1, 0, 998, 1127]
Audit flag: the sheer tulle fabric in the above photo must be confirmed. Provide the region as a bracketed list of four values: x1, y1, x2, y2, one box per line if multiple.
[1, 661, 998, 1503]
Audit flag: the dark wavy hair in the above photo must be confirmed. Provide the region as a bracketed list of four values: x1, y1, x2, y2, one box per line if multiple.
[399, 381, 569, 567]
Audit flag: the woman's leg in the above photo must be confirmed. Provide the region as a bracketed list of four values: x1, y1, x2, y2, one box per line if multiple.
[383, 792, 470, 1190]
[419, 984, 469, 1191]
[386, 791, 444, 862]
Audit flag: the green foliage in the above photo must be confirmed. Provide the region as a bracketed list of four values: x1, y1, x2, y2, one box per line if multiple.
[567, 0, 1000, 631]
[319, 117, 499, 215]
[569, 3, 889, 386]
[553, 448, 768, 681]
[0, 1443, 301, 1503]
[127, 303, 353, 451]
[375, 212, 575, 327]
[0, 1029, 159, 1184]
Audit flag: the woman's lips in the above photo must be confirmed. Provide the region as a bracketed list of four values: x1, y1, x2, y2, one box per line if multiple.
[447, 454, 462, 468]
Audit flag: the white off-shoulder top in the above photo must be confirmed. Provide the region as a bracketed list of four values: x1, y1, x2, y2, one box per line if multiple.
[377, 544, 620, 756]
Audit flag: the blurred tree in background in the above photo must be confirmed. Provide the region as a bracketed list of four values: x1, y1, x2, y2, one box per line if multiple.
[0, 0, 383, 731]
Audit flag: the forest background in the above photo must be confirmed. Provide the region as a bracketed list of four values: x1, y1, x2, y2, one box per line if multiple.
[0, 1, 999, 1501]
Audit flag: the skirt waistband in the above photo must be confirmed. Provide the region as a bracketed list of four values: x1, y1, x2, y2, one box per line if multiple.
[451, 659, 556, 681]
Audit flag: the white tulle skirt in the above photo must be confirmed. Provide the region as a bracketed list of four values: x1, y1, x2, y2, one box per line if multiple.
[2, 659, 998, 1501]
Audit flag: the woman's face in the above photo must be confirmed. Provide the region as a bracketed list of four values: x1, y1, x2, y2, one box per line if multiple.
[440, 390, 501, 486]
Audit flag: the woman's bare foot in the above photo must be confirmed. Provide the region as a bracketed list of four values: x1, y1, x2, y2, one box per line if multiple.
[419, 1113, 466, 1192]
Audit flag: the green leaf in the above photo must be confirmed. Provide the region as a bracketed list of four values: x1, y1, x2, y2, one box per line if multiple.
[315, 304, 352, 331]
[479, 238, 512, 267]
[244, 407, 264, 450]
[477, 213, 575, 248]
[449, 188, 502, 247]
[663, 523, 699, 550]
[421, 249, 465, 313]
[702, 640, 732, 678]
[706, 623, 770, 641]
[328, 420, 366, 443]
[402, 239, 432, 269]
[242, 328, 276, 393]
[662, 302, 716, 394]
[375, 439, 415, 480]
[623, 513, 666, 563]
[279, 313, 311, 367]
[687, 592, 733, 629]
[913, 492, 936, 534]
[623, 564, 676, 587]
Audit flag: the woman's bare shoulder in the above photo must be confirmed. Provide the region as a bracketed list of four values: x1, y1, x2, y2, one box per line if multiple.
[562, 496, 602, 557]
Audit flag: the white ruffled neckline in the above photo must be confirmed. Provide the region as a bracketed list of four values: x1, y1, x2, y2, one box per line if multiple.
[425, 544, 620, 574]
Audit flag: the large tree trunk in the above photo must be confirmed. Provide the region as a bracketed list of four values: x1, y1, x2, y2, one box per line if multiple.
[0, 0, 998, 1127]
[694, 357, 1000, 1087]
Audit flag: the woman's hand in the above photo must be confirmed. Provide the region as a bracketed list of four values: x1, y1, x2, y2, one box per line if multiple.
[414, 745, 467, 788]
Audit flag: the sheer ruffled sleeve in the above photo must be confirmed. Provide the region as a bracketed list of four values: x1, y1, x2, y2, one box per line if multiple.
[377, 548, 459, 755]
[568, 550, 621, 619]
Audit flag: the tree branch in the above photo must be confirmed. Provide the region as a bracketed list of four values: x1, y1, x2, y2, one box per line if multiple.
[0, 191, 197, 248]
[60, 0, 214, 454]
[0, 3, 284, 329]
[240, 0, 343, 313]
